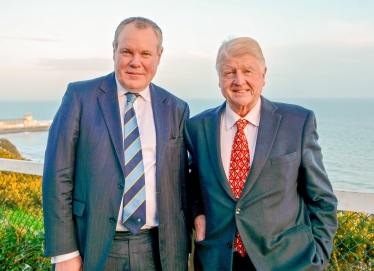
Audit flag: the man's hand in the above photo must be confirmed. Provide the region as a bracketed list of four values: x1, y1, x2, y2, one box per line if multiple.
[55, 255, 83, 271]
[195, 214, 206, 242]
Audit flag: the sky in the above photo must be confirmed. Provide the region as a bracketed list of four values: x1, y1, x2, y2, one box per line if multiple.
[1, 0, 374, 101]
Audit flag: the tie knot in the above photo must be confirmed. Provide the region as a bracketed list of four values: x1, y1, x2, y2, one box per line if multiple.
[126, 92, 138, 103]
[236, 119, 248, 131]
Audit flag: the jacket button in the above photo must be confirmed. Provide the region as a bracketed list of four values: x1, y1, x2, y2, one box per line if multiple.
[118, 183, 124, 189]
[235, 208, 241, 215]
[227, 242, 232, 248]
[110, 217, 117, 223]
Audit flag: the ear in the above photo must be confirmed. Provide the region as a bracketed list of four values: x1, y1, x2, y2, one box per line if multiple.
[218, 72, 222, 88]
[112, 45, 116, 61]
[157, 47, 164, 64]
[262, 67, 267, 86]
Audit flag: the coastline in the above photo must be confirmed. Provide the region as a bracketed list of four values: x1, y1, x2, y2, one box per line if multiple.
[0, 112, 51, 135]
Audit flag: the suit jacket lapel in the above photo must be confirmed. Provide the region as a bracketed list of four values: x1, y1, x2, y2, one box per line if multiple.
[150, 83, 170, 190]
[204, 102, 236, 200]
[97, 72, 125, 177]
[240, 96, 281, 200]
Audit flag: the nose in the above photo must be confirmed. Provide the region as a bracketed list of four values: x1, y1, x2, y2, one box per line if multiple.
[129, 54, 141, 67]
[233, 71, 246, 86]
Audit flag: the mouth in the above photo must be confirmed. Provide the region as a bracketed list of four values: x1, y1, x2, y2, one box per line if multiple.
[232, 89, 249, 93]
[126, 72, 143, 76]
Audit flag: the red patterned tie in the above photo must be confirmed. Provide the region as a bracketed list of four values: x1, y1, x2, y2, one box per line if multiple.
[229, 119, 250, 257]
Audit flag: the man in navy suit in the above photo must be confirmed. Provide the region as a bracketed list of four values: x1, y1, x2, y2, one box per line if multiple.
[43, 17, 189, 270]
[185, 37, 338, 270]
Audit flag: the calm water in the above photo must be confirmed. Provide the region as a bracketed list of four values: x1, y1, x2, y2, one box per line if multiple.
[0, 98, 373, 192]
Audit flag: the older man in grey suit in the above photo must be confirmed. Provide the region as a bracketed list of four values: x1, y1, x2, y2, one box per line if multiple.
[42, 17, 189, 271]
[185, 37, 338, 270]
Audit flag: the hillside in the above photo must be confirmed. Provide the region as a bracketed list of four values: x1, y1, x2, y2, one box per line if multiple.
[0, 138, 23, 160]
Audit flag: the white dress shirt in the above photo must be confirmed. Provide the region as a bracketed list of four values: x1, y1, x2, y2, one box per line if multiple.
[220, 99, 261, 179]
[52, 78, 158, 263]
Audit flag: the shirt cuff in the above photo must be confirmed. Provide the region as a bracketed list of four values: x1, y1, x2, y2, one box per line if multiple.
[51, 251, 80, 264]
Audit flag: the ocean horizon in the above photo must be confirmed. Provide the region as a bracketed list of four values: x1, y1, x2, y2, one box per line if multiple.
[1, 97, 373, 193]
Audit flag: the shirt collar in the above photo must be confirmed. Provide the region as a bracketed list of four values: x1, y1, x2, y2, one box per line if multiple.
[115, 76, 151, 102]
[224, 98, 261, 131]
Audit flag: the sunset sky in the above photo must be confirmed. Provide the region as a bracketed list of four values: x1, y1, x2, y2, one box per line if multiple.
[1, 0, 373, 100]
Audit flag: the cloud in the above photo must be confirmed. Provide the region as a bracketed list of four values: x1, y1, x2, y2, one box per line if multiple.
[312, 21, 374, 47]
[32, 58, 113, 71]
[4, 36, 60, 42]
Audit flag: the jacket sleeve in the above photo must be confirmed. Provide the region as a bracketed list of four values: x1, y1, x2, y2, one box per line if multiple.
[299, 110, 338, 269]
[42, 83, 80, 257]
[179, 102, 190, 231]
[184, 121, 205, 227]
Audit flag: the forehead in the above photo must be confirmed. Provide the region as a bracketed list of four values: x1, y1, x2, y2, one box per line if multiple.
[220, 54, 262, 70]
[117, 23, 158, 49]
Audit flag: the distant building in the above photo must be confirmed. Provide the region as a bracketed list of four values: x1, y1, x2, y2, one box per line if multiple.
[0, 113, 52, 134]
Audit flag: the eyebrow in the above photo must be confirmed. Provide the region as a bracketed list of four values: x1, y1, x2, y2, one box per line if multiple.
[119, 47, 131, 51]
[241, 64, 256, 69]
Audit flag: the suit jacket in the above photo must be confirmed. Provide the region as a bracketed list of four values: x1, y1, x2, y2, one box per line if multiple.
[184, 96, 338, 271]
[42, 72, 190, 270]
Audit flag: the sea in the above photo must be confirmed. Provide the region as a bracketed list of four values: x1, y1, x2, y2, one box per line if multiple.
[0, 98, 373, 193]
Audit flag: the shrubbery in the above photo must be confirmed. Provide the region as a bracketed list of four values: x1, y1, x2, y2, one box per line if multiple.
[0, 139, 51, 270]
[327, 211, 374, 270]
[0, 147, 22, 160]
[0, 220, 50, 270]
[0, 171, 43, 219]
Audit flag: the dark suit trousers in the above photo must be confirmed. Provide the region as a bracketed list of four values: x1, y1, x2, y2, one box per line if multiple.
[232, 252, 256, 271]
[103, 228, 162, 271]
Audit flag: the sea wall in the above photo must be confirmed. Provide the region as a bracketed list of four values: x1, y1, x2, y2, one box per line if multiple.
[0, 125, 51, 134]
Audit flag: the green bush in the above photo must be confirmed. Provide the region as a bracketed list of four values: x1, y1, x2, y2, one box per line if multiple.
[0, 222, 51, 270]
[326, 211, 374, 270]
[0, 170, 43, 218]
[0, 141, 51, 270]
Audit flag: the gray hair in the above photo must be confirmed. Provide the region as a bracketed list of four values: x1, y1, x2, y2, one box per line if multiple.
[216, 37, 265, 71]
[113, 17, 163, 52]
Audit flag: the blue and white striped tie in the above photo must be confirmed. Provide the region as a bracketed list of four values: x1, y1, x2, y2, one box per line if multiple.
[122, 92, 146, 234]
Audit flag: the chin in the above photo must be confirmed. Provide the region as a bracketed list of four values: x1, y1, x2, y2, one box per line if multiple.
[235, 98, 253, 105]
[124, 81, 142, 89]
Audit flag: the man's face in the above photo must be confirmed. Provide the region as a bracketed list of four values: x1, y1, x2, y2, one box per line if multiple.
[113, 23, 163, 93]
[218, 54, 266, 116]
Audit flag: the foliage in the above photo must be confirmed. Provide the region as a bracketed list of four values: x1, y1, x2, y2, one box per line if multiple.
[0, 147, 22, 160]
[0, 221, 51, 270]
[326, 211, 374, 271]
[0, 140, 50, 270]
[0, 171, 43, 218]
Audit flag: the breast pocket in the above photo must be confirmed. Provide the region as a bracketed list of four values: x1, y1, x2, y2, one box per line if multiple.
[270, 152, 297, 166]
